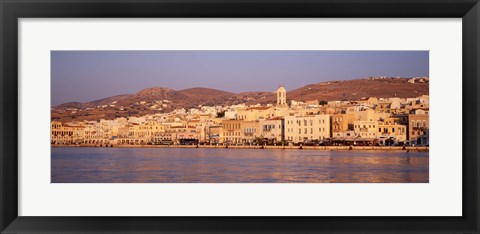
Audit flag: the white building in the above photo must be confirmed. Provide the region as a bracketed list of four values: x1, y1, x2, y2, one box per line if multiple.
[224, 110, 237, 119]
[261, 118, 285, 143]
[353, 120, 377, 139]
[284, 115, 331, 143]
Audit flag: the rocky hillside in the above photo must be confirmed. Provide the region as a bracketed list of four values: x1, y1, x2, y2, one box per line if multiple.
[288, 78, 428, 101]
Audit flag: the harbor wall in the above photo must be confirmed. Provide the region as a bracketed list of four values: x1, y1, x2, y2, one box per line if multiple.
[53, 144, 429, 152]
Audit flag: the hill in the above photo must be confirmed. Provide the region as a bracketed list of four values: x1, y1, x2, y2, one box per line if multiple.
[287, 78, 428, 101]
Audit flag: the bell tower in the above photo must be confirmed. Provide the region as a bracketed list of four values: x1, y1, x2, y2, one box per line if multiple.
[276, 85, 287, 107]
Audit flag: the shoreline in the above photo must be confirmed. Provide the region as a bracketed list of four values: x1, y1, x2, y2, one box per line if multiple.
[52, 144, 429, 152]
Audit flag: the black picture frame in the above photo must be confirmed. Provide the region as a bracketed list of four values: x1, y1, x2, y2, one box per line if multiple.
[1, 0, 479, 233]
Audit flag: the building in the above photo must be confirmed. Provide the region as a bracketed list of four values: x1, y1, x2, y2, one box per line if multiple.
[222, 119, 243, 144]
[284, 115, 330, 143]
[152, 132, 176, 145]
[274, 85, 289, 117]
[332, 113, 355, 133]
[353, 120, 377, 140]
[236, 106, 275, 121]
[276, 85, 287, 107]
[241, 121, 261, 144]
[377, 122, 407, 145]
[207, 125, 224, 144]
[51, 121, 84, 145]
[408, 114, 429, 145]
[351, 109, 390, 122]
[261, 117, 285, 143]
[177, 128, 200, 145]
[83, 124, 109, 145]
[376, 101, 392, 113]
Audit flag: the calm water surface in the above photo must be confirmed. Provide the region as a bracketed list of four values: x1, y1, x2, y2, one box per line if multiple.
[51, 147, 429, 183]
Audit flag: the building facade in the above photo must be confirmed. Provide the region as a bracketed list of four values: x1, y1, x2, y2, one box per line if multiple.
[353, 120, 378, 139]
[261, 118, 285, 143]
[284, 115, 330, 143]
[408, 114, 429, 145]
[222, 119, 243, 144]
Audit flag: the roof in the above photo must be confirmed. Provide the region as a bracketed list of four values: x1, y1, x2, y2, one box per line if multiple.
[64, 125, 85, 129]
[267, 117, 284, 120]
[248, 106, 272, 111]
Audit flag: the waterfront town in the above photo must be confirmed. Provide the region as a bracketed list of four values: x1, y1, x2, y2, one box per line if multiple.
[51, 80, 429, 148]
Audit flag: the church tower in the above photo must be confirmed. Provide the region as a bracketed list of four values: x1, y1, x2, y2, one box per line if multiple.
[276, 85, 287, 107]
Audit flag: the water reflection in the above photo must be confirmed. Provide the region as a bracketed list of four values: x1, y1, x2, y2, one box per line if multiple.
[51, 147, 429, 183]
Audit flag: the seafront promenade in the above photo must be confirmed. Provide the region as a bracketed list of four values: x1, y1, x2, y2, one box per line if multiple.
[53, 144, 429, 152]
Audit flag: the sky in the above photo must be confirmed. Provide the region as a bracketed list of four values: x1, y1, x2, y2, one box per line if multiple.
[51, 50, 429, 105]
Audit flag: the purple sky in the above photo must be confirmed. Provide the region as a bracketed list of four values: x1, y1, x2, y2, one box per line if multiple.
[51, 50, 429, 105]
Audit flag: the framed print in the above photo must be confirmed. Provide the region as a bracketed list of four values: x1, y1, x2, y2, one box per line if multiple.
[1, 0, 479, 233]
